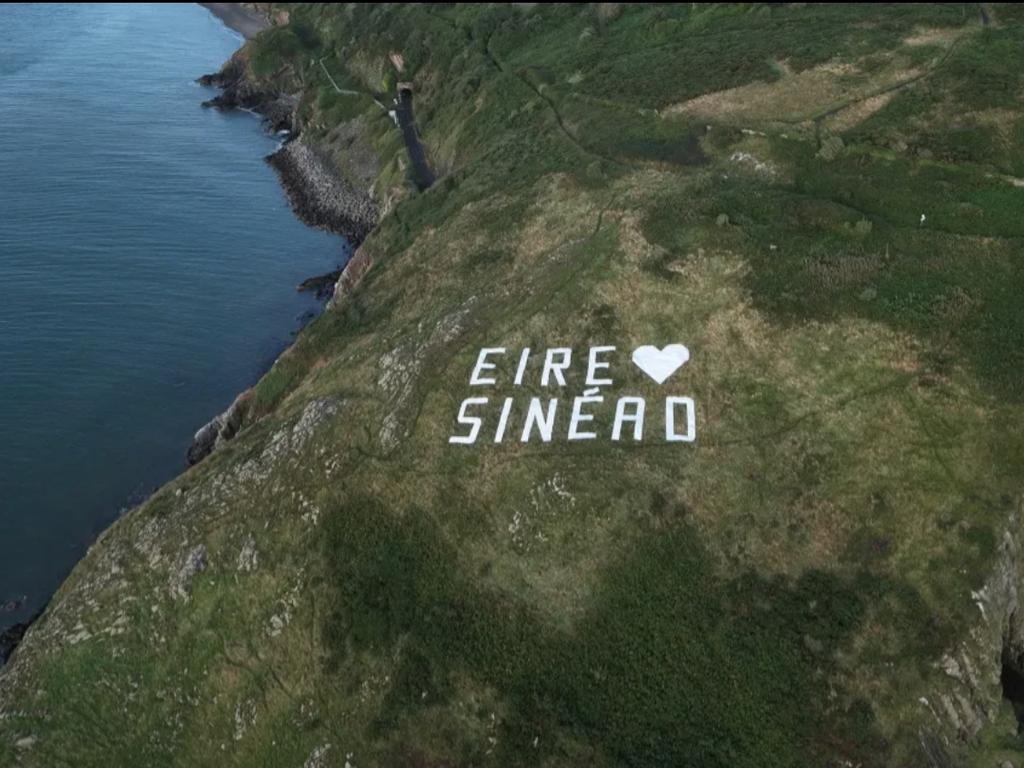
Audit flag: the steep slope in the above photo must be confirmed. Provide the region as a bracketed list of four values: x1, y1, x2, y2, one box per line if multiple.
[4, 4, 1024, 767]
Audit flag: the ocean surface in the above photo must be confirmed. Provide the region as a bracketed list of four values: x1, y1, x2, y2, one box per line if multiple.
[0, 4, 346, 633]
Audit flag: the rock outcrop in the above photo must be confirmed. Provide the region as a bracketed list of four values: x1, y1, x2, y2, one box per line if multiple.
[918, 504, 1024, 766]
[0, 621, 31, 666]
[198, 55, 297, 133]
[297, 268, 344, 301]
[186, 388, 253, 465]
[329, 244, 375, 307]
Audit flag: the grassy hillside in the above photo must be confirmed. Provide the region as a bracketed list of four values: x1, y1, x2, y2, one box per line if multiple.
[3, 4, 1024, 766]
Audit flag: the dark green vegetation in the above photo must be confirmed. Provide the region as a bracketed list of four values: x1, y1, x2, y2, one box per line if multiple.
[3, 4, 1024, 767]
[715, 136, 1024, 400]
[323, 495, 882, 766]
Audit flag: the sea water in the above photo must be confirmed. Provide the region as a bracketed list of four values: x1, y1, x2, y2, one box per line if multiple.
[0, 4, 346, 632]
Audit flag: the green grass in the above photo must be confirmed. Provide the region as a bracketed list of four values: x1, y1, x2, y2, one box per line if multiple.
[5, 4, 1024, 767]
[321, 493, 884, 766]
[676, 137, 1024, 401]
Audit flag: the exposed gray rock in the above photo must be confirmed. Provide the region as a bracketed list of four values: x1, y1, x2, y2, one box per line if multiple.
[199, 55, 380, 245]
[266, 138, 379, 243]
[304, 743, 332, 768]
[376, 301, 475, 451]
[198, 54, 297, 133]
[298, 268, 344, 301]
[187, 389, 252, 465]
[233, 698, 257, 741]
[170, 545, 207, 601]
[330, 246, 375, 308]
[237, 535, 258, 573]
[917, 504, 1024, 765]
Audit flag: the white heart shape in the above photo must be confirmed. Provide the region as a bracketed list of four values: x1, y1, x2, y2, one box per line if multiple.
[632, 344, 690, 384]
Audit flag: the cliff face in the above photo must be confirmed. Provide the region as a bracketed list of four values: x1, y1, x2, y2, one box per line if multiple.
[4, 4, 1024, 767]
[920, 507, 1024, 758]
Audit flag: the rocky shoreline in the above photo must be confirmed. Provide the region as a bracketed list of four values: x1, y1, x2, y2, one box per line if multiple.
[186, 40, 379, 465]
[198, 58, 296, 132]
[199, 56, 378, 242]
[297, 267, 345, 301]
[265, 139, 379, 243]
[1, 4, 382, 668]
[186, 388, 252, 465]
[0, 613, 37, 667]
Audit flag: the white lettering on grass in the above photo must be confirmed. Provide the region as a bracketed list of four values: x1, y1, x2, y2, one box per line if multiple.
[665, 396, 696, 442]
[448, 397, 488, 444]
[447, 345, 698, 446]
[541, 348, 572, 387]
[585, 345, 615, 387]
[568, 395, 601, 440]
[513, 347, 531, 386]
[521, 398, 558, 443]
[493, 396, 514, 443]
[470, 347, 505, 386]
[611, 397, 645, 441]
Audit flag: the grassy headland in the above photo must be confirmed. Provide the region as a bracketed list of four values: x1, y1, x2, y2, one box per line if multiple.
[3, 4, 1024, 767]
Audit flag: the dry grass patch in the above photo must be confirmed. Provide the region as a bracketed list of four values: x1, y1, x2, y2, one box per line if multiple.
[903, 27, 965, 47]
[664, 57, 922, 125]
